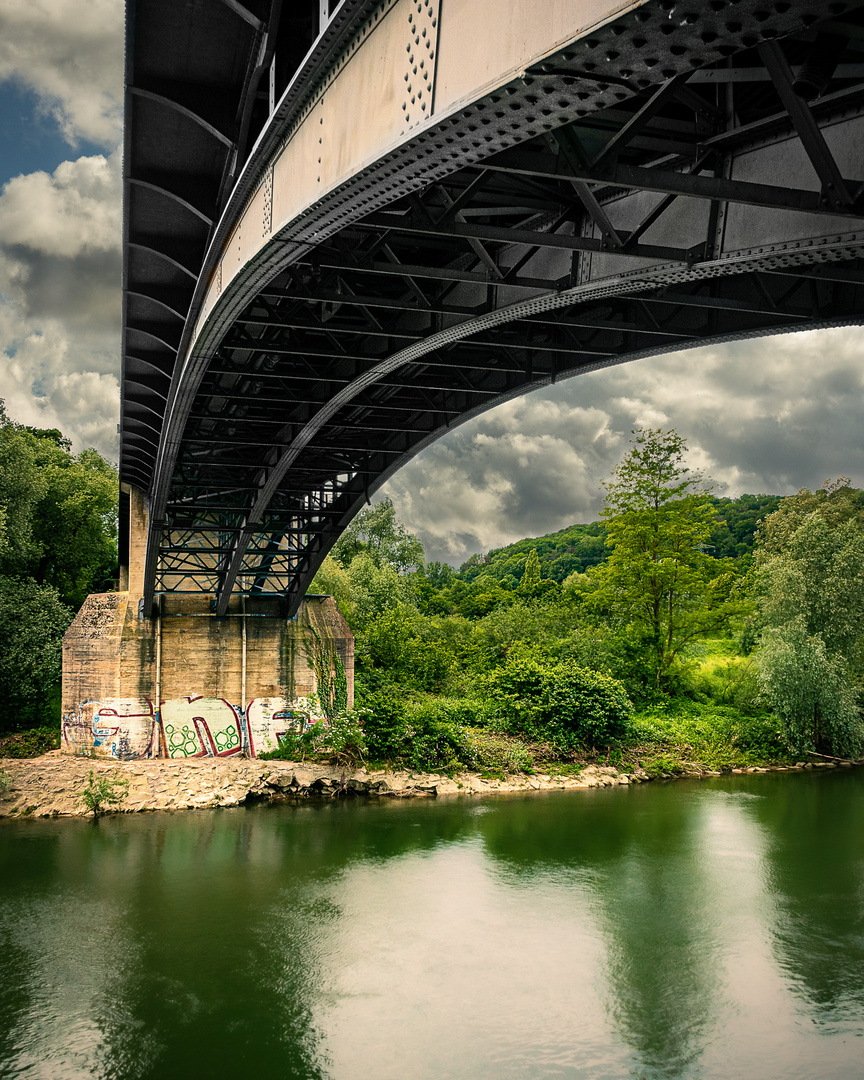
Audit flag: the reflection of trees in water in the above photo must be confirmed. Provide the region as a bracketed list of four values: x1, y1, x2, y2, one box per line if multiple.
[477, 788, 719, 1078]
[32, 802, 475, 1080]
[749, 771, 864, 1020]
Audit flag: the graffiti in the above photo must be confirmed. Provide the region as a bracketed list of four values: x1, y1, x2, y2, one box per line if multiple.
[62, 695, 322, 760]
[246, 697, 312, 757]
[62, 699, 158, 760]
[160, 697, 243, 759]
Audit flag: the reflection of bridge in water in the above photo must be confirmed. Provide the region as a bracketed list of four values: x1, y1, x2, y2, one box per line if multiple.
[121, 0, 864, 616]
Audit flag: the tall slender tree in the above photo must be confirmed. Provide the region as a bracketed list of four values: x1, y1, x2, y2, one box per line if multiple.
[592, 428, 740, 690]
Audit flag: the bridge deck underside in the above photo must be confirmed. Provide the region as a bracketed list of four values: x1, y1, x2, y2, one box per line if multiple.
[122, 0, 864, 613]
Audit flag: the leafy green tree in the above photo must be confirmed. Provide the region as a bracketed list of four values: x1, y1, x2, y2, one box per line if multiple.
[754, 486, 864, 756]
[308, 554, 354, 621]
[590, 428, 741, 692]
[0, 404, 118, 607]
[330, 498, 424, 573]
[0, 577, 72, 730]
[520, 548, 542, 593]
[344, 552, 414, 632]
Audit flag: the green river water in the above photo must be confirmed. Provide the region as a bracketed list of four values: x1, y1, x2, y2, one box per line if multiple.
[1, 769, 862, 1079]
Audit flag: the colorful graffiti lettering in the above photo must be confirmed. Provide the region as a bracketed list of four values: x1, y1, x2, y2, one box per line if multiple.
[245, 697, 312, 757]
[159, 697, 243, 759]
[62, 694, 324, 760]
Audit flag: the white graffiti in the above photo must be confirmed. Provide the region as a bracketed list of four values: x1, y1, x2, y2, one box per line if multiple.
[62, 699, 158, 760]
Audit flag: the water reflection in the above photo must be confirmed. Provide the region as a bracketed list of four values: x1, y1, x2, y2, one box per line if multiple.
[476, 787, 724, 1077]
[0, 773, 863, 1079]
[748, 771, 864, 1022]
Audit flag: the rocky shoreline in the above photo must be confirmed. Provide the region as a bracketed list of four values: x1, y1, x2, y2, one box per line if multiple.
[0, 752, 857, 819]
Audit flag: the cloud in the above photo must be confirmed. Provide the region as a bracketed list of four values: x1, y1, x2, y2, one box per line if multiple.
[382, 326, 864, 565]
[0, 154, 120, 256]
[0, 150, 121, 459]
[0, 0, 123, 149]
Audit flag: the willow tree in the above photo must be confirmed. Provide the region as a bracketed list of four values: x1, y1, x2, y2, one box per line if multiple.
[754, 482, 864, 757]
[591, 428, 739, 691]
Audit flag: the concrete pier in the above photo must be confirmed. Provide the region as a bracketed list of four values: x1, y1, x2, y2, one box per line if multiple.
[61, 487, 353, 760]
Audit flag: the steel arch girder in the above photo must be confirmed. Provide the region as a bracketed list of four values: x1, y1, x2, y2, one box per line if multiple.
[129, 0, 864, 610]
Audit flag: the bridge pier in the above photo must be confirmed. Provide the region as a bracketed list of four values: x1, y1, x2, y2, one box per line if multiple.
[61, 487, 354, 760]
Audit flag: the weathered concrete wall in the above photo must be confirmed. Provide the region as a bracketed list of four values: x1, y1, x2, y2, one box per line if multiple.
[62, 593, 354, 760]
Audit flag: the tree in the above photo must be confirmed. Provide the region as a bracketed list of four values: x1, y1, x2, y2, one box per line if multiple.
[753, 484, 864, 756]
[0, 405, 117, 732]
[0, 577, 72, 729]
[590, 428, 741, 692]
[330, 498, 424, 574]
[519, 548, 541, 592]
[0, 404, 118, 608]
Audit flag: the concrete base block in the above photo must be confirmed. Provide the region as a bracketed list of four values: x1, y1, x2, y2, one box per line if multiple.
[61, 592, 353, 760]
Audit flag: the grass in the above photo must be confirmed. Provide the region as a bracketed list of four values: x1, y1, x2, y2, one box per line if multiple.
[626, 700, 789, 774]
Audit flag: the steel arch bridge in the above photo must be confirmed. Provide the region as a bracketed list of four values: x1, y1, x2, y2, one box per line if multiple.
[122, 0, 864, 616]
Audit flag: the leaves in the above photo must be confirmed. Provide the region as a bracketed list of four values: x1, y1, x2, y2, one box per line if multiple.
[590, 428, 746, 690]
[754, 486, 864, 756]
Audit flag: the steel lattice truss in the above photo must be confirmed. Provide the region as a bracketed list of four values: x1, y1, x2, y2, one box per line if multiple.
[123, 0, 864, 613]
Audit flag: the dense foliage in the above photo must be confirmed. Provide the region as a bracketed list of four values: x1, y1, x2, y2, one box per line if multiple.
[308, 432, 864, 772]
[0, 404, 118, 733]
[753, 481, 864, 757]
[5, 406, 862, 770]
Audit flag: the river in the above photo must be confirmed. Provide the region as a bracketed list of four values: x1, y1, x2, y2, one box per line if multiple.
[1, 769, 862, 1079]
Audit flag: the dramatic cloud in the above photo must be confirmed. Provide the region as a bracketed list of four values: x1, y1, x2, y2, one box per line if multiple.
[383, 326, 864, 564]
[0, 0, 123, 460]
[0, 0, 123, 150]
[0, 150, 121, 459]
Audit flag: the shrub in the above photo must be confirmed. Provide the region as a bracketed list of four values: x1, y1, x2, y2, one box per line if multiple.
[538, 666, 634, 748]
[0, 726, 60, 758]
[355, 691, 411, 763]
[487, 657, 633, 749]
[260, 713, 368, 767]
[402, 716, 465, 773]
[405, 696, 493, 729]
[80, 771, 129, 817]
[461, 729, 533, 774]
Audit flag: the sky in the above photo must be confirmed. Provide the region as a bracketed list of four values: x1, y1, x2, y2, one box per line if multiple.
[1, 1, 863, 566]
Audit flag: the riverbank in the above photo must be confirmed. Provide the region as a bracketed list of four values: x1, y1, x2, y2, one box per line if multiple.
[1, 751, 858, 819]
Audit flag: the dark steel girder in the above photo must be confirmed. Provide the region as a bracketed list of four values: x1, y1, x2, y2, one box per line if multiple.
[129, 1, 864, 613]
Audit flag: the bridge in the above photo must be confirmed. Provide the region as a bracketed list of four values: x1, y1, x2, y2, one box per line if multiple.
[59, 0, 864, 760]
[120, 0, 864, 618]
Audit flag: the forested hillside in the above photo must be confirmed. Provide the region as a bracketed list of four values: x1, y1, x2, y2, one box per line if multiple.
[303, 432, 864, 774]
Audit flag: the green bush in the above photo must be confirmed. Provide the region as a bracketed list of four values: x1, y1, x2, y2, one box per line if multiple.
[402, 716, 466, 773]
[462, 729, 533, 774]
[487, 657, 633, 749]
[0, 725, 60, 758]
[355, 691, 411, 762]
[405, 696, 493, 729]
[259, 713, 368, 767]
[539, 666, 634, 748]
[80, 771, 129, 817]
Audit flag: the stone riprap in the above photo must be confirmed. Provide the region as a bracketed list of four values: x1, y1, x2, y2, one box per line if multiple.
[0, 755, 659, 818]
[0, 755, 852, 819]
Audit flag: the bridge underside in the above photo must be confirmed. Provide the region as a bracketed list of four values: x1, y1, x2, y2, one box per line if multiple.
[120, 0, 864, 615]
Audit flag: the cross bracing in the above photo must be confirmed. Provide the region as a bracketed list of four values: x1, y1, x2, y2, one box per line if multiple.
[121, 0, 864, 614]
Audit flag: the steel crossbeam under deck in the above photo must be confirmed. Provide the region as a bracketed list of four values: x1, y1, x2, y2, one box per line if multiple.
[120, 0, 864, 615]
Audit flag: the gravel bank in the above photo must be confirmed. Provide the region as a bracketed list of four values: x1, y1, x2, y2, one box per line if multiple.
[0, 753, 854, 819]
